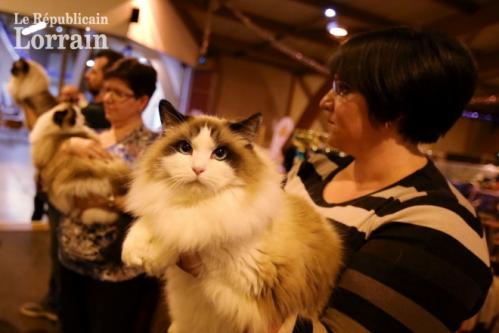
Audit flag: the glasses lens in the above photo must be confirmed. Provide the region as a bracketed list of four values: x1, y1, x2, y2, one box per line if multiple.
[104, 88, 132, 101]
[332, 80, 351, 96]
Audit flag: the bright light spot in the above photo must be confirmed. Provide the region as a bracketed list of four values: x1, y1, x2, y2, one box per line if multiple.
[55, 26, 63, 33]
[85, 26, 91, 32]
[329, 27, 348, 37]
[324, 8, 336, 18]
[86, 59, 95, 67]
[327, 22, 348, 37]
[21, 22, 47, 36]
[138, 57, 148, 64]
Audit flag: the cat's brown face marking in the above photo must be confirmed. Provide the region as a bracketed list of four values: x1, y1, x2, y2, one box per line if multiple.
[140, 115, 264, 197]
[11, 58, 30, 77]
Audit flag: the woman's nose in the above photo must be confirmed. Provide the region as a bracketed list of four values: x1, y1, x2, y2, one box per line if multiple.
[103, 91, 113, 103]
[319, 90, 335, 112]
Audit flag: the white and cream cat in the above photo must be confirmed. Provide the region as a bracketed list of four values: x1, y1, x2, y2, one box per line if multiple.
[122, 100, 342, 333]
[30, 103, 130, 224]
[8, 58, 58, 130]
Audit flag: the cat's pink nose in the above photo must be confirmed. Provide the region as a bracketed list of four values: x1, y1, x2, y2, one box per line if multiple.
[192, 167, 205, 176]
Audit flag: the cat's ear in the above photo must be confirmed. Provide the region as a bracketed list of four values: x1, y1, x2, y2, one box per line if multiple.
[229, 113, 262, 142]
[53, 109, 68, 127]
[158, 99, 188, 129]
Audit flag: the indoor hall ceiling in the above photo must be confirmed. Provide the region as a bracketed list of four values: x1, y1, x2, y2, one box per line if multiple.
[171, 0, 499, 118]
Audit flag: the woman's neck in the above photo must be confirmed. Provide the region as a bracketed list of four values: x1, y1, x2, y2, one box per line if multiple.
[99, 116, 143, 148]
[349, 137, 427, 189]
[111, 116, 143, 142]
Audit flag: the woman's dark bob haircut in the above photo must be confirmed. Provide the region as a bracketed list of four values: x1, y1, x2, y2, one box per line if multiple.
[329, 26, 477, 143]
[104, 57, 157, 98]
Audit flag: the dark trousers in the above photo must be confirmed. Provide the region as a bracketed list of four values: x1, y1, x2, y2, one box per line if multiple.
[59, 265, 157, 333]
[42, 204, 61, 310]
[31, 186, 47, 221]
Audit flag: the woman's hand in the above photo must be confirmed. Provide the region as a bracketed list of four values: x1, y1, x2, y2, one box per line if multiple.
[177, 251, 203, 277]
[61, 137, 112, 160]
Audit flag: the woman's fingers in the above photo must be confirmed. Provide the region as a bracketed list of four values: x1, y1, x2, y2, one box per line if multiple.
[67, 137, 112, 160]
[177, 252, 203, 277]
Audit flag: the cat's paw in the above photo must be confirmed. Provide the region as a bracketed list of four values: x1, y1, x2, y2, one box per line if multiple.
[121, 224, 153, 267]
[122, 233, 171, 277]
[121, 235, 148, 267]
[143, 255, 168, 277]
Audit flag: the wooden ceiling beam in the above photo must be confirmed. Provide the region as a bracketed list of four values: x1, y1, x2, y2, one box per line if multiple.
[475, 81, 499, 95]
[172, 0, 334, 47]
[427, 1, 499, 35]
[474, 50, 499, 80]
[209, 34, 314, 74]
[214, 6, 332, 47]
[432, 0, 480, 14]
[170, 1, 203, 44]
[291, 0, 402, 27]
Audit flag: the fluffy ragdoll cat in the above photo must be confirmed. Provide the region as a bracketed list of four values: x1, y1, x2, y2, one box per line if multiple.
[122, 100, 343, 333]
[8, 58, 58, 130]
[30, 103, 130, 224]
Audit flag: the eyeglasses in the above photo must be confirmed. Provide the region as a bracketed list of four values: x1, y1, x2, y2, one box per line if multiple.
[331, 79, 352, 97]
[102, 87, 135, 102]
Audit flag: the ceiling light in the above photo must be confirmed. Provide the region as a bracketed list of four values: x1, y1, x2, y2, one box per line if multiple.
[86, 59, 95, 67]
[324, 8, 336, 18]
[327, 21, 348, 37]
[329, 27, 348, 37]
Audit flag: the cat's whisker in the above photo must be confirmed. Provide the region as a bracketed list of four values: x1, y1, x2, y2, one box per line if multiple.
[166, 177, 187, 190]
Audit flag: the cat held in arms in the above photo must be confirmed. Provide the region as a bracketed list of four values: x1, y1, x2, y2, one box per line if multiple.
[8, 58, 58, 130]
[122, 100, 343, 333]
[30, 103, 130, 225]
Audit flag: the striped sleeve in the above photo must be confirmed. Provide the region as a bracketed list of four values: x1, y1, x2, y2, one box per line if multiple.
[321, 220, 492, 333]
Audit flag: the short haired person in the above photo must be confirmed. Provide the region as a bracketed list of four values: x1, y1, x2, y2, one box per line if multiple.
[57, 58, 159, 333]
[82, 49, 123, 129]
[278, 26, 493, 332]
[19, 51, 125, 322]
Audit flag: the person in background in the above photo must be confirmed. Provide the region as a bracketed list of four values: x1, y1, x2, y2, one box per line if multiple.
[55, 58, 159, 333]
[82, 49, 123, 130]
[19, 50, 127, 321]
[276, 26, 493, 332]
[19, 53, 122, 322]
[58, 84, 88, 108]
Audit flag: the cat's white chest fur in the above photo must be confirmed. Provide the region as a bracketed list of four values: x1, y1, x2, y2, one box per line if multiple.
[123, 184, 282, 333]
[166, 241, 270, 333]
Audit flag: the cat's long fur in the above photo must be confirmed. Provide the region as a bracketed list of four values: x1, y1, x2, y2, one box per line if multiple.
[30, 103, 130, 224]
[8, 58, 58, 130]
[122, 100, 343, 333]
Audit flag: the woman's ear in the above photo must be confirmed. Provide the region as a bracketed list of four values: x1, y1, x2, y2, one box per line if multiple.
[136, 95, 150, 111]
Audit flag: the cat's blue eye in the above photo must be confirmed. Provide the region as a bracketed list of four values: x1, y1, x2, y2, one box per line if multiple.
[212, 147, 228, 161]
[176, 140, 192, 155]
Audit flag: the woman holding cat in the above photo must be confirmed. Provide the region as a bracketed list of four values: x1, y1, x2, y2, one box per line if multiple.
[56, 58, 159, 333]
[279, 27, 493, 332]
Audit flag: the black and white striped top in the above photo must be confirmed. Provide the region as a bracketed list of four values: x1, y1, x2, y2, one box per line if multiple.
[284, 152, 492, 333]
